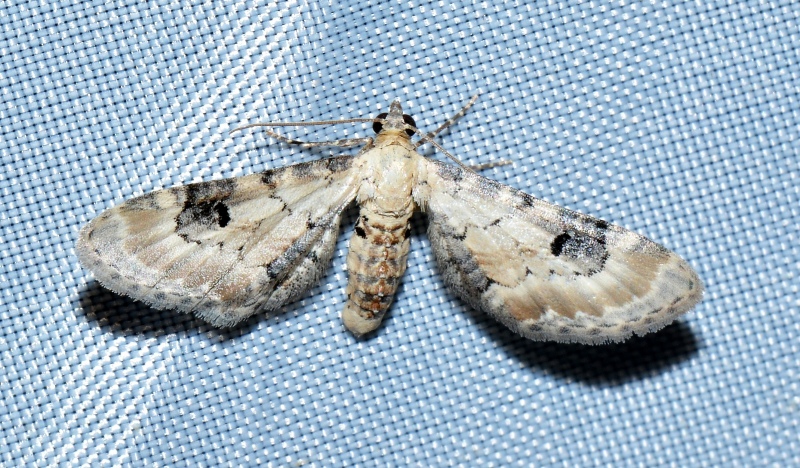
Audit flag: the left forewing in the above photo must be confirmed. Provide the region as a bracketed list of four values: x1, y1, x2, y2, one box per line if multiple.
[77, 156, 359, 327]
[415, 159, 703, 344]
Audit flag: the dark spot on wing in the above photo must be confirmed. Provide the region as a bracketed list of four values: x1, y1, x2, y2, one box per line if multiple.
[292, 162, 315, 179]
[215, 202, 230, 227]
[516, 192, 536, 209]
[355, 224, 367, 238]
[324, 156, 354, 173]
[261, 169, 283, 188]
[125, 192, 159, 211]
[176, 200, 231, 240]
[175, 180, 235, 243]
[550, 232, 572, 257]
[436, 162, 464, 182]
[187, 179, 235, 204]
[264, 259, 283, 279]
[477, 277, 497, 294]
[549, 230, 608, 276]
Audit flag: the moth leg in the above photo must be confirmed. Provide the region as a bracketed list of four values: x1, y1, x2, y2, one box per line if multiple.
[425, 137, 477, 173]
[352, 138, 376, 156]
[470, 160, 513, 171]
[413, 94, 479, 149]
[261, 128, 373, 148]
[412, 95, 483, 173]
[230, 116, 375, 148]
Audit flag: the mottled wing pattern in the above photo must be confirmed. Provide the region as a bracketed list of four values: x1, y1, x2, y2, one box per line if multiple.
[77, 156, 358, 327]
[416, 159, 703, 344]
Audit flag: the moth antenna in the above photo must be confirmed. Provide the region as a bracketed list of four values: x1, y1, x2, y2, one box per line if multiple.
[230, 118, 373, 135]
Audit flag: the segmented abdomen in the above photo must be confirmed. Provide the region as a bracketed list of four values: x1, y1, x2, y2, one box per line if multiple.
[342, 208, 412, 335]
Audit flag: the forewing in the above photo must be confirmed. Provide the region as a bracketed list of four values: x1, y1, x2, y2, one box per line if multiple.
[77, 156, 359, 327]
[416, 160, 703, 344]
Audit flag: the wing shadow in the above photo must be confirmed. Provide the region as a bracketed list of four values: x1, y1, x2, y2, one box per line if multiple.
[76, 280, 260, 339]
[470, 305, 700, 385]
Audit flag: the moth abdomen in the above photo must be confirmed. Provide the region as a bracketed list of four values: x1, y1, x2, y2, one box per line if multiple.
[342, 209, 412, 336]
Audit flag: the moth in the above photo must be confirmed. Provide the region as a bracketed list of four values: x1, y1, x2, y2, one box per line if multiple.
[77, 97, 703, 344]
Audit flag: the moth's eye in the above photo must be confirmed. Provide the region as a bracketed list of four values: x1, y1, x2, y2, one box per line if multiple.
[373, 113, 388, 134]
[402, 114, 417, 136]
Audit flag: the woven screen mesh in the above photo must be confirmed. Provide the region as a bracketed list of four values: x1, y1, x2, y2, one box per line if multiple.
[1, 0, 798, 466]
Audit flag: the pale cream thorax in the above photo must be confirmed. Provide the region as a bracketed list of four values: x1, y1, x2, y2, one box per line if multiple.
[354, 130, 418, 216]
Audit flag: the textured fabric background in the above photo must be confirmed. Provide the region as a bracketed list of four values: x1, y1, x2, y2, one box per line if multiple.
[2, 0, 798, 466]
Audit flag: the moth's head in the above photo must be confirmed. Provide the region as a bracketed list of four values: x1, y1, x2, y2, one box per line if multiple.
[373, 100, 417, 138]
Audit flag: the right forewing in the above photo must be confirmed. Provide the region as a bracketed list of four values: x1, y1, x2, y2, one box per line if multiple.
[416, 159, 703, 344]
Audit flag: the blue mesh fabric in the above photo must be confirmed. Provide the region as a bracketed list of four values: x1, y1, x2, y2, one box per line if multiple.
[1, 0, 798, 466]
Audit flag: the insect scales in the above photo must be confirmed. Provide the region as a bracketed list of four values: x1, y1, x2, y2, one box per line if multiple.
[76, 97, 702, 344]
